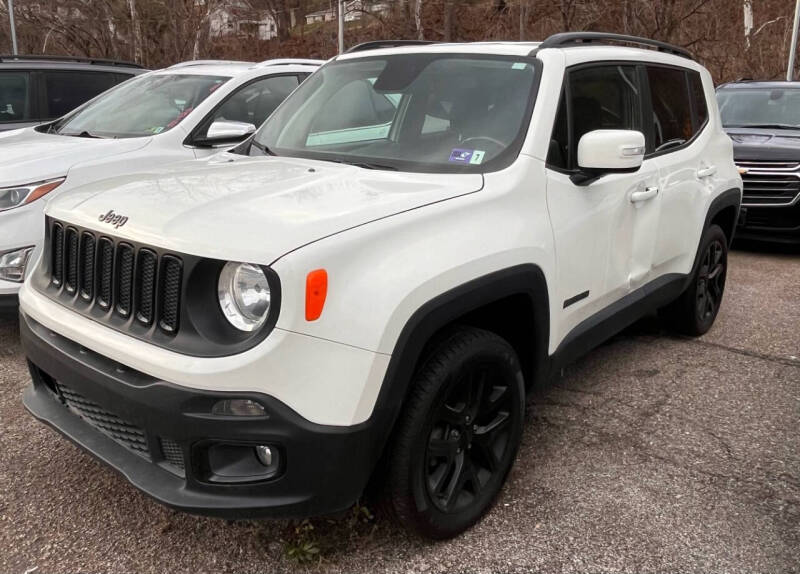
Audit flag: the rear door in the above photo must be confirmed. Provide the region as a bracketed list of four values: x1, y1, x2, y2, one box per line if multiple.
[647, 66, 713, 277]
[41, 70, 118, 120]
[0, 70, 37, 130]
[546, 63, 659, 342]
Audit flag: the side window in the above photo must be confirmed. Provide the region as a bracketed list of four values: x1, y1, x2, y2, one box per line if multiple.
[689, 71, 708, 129]
[646, 66, 693, 152]
[44, 72, 117, 118]
[209, 74, 300, 130]
[0, 71, 32, 123]
[547, 65, 641, 171]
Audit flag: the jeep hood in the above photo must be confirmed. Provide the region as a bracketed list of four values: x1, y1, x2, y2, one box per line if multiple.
[725, 127, 800, 162]
[0, 127, 151, 185]
[47, 155, 484, 263]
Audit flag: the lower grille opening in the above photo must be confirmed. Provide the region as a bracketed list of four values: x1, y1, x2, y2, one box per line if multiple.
[46, 376, 151, 460]
[159, 438, 186, 476]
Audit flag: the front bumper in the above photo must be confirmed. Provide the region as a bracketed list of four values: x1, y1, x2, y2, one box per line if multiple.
[0, 293, 18, 314]
[736, 202, 800, 244]
[21, 311, 385, 519]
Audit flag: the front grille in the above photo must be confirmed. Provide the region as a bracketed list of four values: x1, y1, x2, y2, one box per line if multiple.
[737, 161, 800, 206]
[53, 379, 150, 459]
[46, 220, 183, 336]
[65, 227, 78, 293]
[135, 249, 157, 326]
[159, 438, 185, 474]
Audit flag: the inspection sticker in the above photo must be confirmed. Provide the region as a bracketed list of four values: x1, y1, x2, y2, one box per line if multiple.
[449, 149, 486, 165]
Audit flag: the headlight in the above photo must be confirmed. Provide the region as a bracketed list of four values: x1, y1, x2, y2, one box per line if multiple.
[218, 262, 271, 332]
[0, 246, 34, 282]
[0, 178, 65, 212]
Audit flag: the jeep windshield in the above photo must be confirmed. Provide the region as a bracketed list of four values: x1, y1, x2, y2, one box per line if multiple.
[718, 86, 800, 129]
[49, 74, 229, 138]
[250, 54, 538, 173]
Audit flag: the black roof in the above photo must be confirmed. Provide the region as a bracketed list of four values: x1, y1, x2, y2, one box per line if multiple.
[0, 55, 143, 69]
[718, 80, 800, 90]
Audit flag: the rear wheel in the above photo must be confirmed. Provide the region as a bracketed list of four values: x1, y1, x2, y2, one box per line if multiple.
[663, 224, 728, 336]
[386, 327, 525, 539]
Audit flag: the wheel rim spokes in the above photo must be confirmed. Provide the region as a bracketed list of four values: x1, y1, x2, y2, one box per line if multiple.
[696, 240, 725, 320]
[425, 365, 515, 513]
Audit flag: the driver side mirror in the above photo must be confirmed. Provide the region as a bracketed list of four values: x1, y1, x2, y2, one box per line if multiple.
[572, 129, 645, 185]
[195, 119, 257, 147]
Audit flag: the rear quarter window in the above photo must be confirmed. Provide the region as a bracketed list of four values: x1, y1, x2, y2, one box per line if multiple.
[43, 71, 119, 118]
[689, 72, 709, 128]
[0, 71, 32, 123]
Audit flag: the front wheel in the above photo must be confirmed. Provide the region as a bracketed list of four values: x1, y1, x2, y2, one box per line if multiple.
[662, 224, 728, 336]
[385, 327, 525, 539]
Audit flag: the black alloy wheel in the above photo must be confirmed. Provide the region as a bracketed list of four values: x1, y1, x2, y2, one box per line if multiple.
[386, 327, 525, 539]
[425, 363, 515, 513]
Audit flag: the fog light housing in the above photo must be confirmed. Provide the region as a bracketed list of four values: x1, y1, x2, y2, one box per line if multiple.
[0, 246, 34, 283]
[205, 442, 282, 483]
[211, 398, 267, 417]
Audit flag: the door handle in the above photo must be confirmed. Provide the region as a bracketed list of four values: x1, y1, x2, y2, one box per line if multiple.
[630, 186, 658, 203]
[697, 165, 717, 178]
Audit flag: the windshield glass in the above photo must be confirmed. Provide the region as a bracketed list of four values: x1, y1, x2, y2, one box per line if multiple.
[251, 54, 538, 172]
[54, 73, 229, 138]
[717, 87, 800, 128]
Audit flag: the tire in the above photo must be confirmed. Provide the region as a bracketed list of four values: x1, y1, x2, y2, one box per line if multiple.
[662, 224, 728, 336]
[385, 327, 525, 539]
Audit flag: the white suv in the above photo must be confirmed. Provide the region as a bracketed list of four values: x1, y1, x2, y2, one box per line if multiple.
[0, 58, 321, 313]
[19, 34, 741, 539]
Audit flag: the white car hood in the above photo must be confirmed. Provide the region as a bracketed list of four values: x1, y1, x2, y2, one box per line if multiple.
[0, 128, 150, 185]
[47, 155, 484, 263]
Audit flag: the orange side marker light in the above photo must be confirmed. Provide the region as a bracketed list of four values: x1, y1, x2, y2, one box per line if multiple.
[305, 269, 328, 321]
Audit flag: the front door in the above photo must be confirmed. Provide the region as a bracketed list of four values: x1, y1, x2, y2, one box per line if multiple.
[545, 63, 660, 344]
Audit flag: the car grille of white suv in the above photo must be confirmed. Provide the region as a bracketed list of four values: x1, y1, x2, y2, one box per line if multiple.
[49, 220, 183, 334]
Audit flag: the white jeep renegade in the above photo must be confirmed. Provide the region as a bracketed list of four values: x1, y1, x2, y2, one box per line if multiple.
[19, 33, 742, 539]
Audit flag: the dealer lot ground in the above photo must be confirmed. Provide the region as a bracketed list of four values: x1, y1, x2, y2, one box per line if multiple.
[0, 247, 798, 574]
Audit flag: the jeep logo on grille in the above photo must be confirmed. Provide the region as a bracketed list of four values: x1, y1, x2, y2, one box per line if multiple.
[98, 210, 128, 229]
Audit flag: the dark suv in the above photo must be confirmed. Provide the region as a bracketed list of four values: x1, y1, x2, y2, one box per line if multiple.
[0, 55, 145, 132]
[717, 81, 800, 244]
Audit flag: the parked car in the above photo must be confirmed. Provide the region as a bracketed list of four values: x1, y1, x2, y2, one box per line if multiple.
[18, 34, 741, 539]
[716, 80, 800, 244]
[0, 55, 145, 132]
[0, 58, 321, 313]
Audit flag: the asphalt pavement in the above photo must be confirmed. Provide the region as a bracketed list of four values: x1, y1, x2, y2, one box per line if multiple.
[0, 246, 798, 574]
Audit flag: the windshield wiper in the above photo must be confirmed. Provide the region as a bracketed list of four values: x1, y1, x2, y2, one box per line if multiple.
[323, 158, 398, 171]
[250, 140, 275, 156]
[726, 123, 800, 130]
[67, 130, 103, 139]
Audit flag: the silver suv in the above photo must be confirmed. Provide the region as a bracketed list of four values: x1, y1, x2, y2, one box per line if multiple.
[0, 55, 145, 131]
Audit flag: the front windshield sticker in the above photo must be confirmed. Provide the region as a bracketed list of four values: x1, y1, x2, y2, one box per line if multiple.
[449, 149, 486, 165]
[512, 62, 528, 70]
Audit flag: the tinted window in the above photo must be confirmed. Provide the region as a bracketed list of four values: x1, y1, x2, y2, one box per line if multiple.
[0, 71, 31, 123]
[689, 72, 708, 128]
[647, 67, 693, 152]
[547, 65, 641, 170]
[44, 71, 118, 118]
[209, 74, 299, 130]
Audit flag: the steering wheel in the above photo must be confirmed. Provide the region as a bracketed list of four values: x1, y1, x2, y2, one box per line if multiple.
[460, 136, 507, 150]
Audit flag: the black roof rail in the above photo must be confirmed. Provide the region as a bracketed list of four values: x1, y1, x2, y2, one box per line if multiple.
[0, 54, 144, 68]
[344, 40, 440, 54]
[531, 32, 693, 60]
